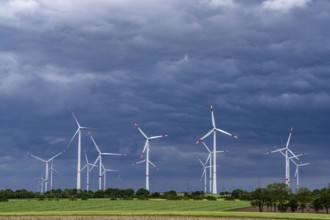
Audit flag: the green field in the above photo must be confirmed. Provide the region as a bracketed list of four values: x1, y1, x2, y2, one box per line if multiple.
[0, 199, 250, 213]
[0, 199, 329, 219]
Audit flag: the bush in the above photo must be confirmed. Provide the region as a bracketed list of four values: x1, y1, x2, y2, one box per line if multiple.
[206, 196, 217, 201]
[136, 188, 150, 199]
[224, 196, 235, 201]
[0, 194, 8, 202]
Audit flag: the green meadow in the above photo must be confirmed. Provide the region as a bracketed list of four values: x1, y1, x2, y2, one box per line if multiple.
[0, 199, 329, 219]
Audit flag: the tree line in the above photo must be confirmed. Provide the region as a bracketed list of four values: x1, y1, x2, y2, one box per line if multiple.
[0, 188, 214, 201]
[231, 183, 330, 214]
[1, 182, 329, 214]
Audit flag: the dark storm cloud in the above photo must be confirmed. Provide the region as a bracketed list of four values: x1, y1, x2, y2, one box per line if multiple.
[0, 0, 329, 191]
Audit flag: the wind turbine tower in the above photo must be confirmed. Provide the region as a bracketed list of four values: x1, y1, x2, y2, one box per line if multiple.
[67, 112, 91, 190]
[28, 151, 62, 192]
[49, 160, 61, 190]
[196, 105, 238, 194]
[291, 160, 310, 191]
[197, 156, 211, 193]
[81, 152, 97, 191]
[270, 128, 297, 188]
[101, 164, 117, 190]
[134, 123, 168, 191]
[90, 133, 124, 190]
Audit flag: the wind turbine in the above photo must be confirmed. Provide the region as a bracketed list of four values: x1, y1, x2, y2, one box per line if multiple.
[81, 151, 97, 191]
[196, 105, 238, 194]
[49, 160, 62, 190]
[115, 174, 123, 188]
[196, 156, 211, 194]
[28, 151, 62, 192]
[276, 148, 308, 191]
[201, 141, 226, 193]
[134, 123, 168, 191]
[269, 128, 298, 188]
[90, 132, 124, 190]
[291, 160, 310, 191]
[67, 111, 91, 190]
[101, 164, 117, 190]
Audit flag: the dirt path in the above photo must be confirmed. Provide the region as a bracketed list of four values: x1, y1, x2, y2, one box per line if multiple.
[0, 217, 278, 220]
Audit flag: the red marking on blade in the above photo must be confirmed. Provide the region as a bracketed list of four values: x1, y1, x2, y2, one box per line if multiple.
[210, 105, 213, 111]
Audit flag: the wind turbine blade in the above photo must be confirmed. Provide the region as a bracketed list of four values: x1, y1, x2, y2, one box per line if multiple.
[81, 164, 87, 171]
[149, 135, 167, 140]
[149, 161, 157, 169]
[71, 111, 81, 127]
[201, 169, 206, 179]
[105, 169, 117, 172]
[201, 142, 211, 153]
[80, 126, 93, 130]
[286, 127, 293, 148]
[216, 150, 225, 153]
[211, 105, 216, 128]
[299, 162, 310, 167]
[101, 153, 122, 156]
[30, 154, 47, 163]
[91, 155, 100, 171]
[51, 168, 62, 177]
[134, 123, 148, 139]
[216, 128, 239, 139]
[141, 141, 148, 157]
[197, 158, 204, 166]
[135, 159, 146, 165]
[90, 134, 101, 154]
[287, 149, 300, 160]
[271, 147, 286, 153]
[48, 151, 63, 162]
[294, 167, 298, 178]
[66, 129, 79, 150]
[196, 129, 213, 144]
[205, 154, 210, 164]
[84, 152, 89, 164]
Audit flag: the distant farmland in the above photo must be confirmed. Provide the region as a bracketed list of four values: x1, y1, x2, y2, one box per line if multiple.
[0, 199, 330, 220]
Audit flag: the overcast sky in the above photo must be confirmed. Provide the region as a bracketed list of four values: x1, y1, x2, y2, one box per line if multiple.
[0, 0, 329, 192]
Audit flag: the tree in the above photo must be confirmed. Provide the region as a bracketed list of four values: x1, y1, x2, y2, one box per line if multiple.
[231, 189, 250, 200]
[312, 196, 323, 213]
[295, 187, 312, 213]
[266, 183, 290, 211]
[136, 188, 150, 199]
[122, 188, 134, 198]
[250, 188, 267, 212]
[0, 192, 8, 202]
[288, 194, 298, 212]
[319, 187, 330, 214]
[163, 190, 178, 200]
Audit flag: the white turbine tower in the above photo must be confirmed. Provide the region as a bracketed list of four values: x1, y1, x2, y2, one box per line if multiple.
[197, 156, 211, 194]
[81, 152, 97, 191]
[28, 151, 62, 192]
[292, 160, 310, 191]
[134, 123, 168, 191]
[101, 164, 117, 190]
[201, 141, 226, 193]
[49, 160, 61, 190]
[277, 149, 307, 191]
[67, 111, 91, 190]
[115, 174, 123, 188]
[90, 133, 124, 190]
[196, 105, 238, 194]
[270, 128, 298, 188]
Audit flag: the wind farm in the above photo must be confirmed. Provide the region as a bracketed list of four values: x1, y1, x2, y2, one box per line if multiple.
[1, 1, 330, 218]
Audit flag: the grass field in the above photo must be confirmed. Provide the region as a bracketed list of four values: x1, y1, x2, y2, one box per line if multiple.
[0, 199, 329, 219]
